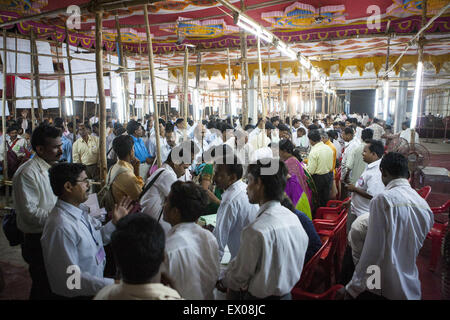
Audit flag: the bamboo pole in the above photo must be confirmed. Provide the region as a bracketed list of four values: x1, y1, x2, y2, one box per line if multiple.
[289, 80, 293, 131]
[321, 90, 325, 115]
[108, 54, 114, 120]
[2, 30, 8, 185]
[144, 4, 161, 168]
[309, 69, 313, 116]
[13, 32, 17, 120]
[31, 30, 43, 122]
[183, 45, 189, 131]
[82, 79, 87, 123]
[267, 46, 271, 114]
[55, 35, 62, 118]
[65, 27, 76, 150]
[115, 14, 130, 123]
[257, 38, 266, 120]
[239, 25, 249, 127]
[227, 48, 232, 117]
[29, 31, 35, 132]
[95, 11, 107, 184]
[280, 61, 283, 121]
[327, 92, 331, 115]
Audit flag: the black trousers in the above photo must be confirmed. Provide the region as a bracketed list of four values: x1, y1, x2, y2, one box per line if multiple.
[227, 289, 291, 300]
[312, 172, 333, 209]
[21, 233, 53, 300]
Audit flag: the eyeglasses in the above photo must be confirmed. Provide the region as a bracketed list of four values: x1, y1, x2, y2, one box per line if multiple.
[76, 178, 90, 185]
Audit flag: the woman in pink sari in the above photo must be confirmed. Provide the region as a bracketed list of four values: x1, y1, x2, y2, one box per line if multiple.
[279, 139, 313, 219]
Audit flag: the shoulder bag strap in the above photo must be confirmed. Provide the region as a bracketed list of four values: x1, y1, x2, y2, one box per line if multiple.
[138, 169, 165, 201]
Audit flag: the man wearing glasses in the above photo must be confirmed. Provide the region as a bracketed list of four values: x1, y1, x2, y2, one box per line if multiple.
[41, 163, 133, 299]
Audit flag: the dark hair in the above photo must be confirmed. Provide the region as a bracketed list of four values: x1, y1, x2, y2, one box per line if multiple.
[54, 117, 64, 127]
[48, 163, 86, 197]
[402, 120, 410, 127]
[373, 118, 380, 124]
[111, 213, 165, 284]
[343, 127, 354, 135]
[126, 120, 141, 136]
[307, 129, 321, 143]
[158, 118, 166, 127]
[380, 152, 409, 178]
[31, 124, 62, 152]
[277, 123, 290, 133]
[244, 124, 255, 131]
[216, 155, 243, 180]
[265, 121, 275, 130]
[92, 122, 99, 129]
[327, 130, 338, 141]
[7, 124, 19, 133]
[271, 116, 280, 123]
[167, 181, 209, 222]
[361, 128, 374, 142]
[247, 159, 288, 202]
[366, 139, 385, 158]
[308, 124, 319, 131]
[297, 127, 306, 134]
[113, 135, 134, 160]
[188, 119, 194, 127]
[293, 119, 301, 126]
[279, 139, 302, 162]
[165, 122, 175, 133]
[166, 140, 197, 165]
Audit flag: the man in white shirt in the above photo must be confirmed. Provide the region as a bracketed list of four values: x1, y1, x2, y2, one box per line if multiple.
[344, 139, 385, 234]
[217, 159, 308, 300]
[42, 163, 132, 298]
[399, 120, 420, 144]
[368, 118, 385, 141]
[294, 127, 309, 149]
[213, 156, 259, 262]
[340, 127, 361, 185]
[94, 213, 182, 300]
[140, 142, 196, 234]
[12, 125, 63, 299]
[161, 181, 220, 299]
[338, 152, 433, 300]
[344, 128, 374, 186]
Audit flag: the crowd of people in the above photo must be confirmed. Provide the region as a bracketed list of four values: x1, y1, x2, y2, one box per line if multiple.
[0, 109, 435, 300]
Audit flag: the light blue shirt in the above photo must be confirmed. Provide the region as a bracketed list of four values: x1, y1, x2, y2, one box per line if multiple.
[60, 134, 72, 163]
[213, 180, 259, 262]
[41, 199, 115, 297]
[131, 135, 151, 163]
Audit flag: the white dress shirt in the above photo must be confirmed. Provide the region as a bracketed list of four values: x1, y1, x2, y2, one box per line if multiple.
[41, 200, 115, 297]
[139, 164, 176, 234]
[400, 128, 419, 144]
[340, 137, 361, 181]
[94, 282, 182, 300]
[213, 180, 259, 261]
[161, 222, 220, 300]
[147, 135, 171, 163]
[13, 155, 58, 234]
[346, 178, 434, 300]
[223, 201, 309, 298]
[368, 123, 385, 141]
[350, 158, 384, 217]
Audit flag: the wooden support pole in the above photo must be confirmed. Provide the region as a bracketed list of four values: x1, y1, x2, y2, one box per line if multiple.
[29, 31, 35, 132]
[183, 45, 189, 130]
[327, 92, 331, 114]
[82, 79, 87, 123]
[65, 27, 76, 150]
[289, 80, 293, 132]
[13, 32, 17, 120]
[227, 48, 232, 117]
[280, 61, 283, 121]
[240, 30, 249, 127]
[95, 11, 107, 184]
[257, 38, 266, 120]
[2, 29, 9, 184]
[144, 4, 161, 168]
[30, 29, 43, 122]
[321, 90, 325, 115]
[55, 34, 62, 118]
[115, 14, 130, 122]
[267, 46, 271, 114]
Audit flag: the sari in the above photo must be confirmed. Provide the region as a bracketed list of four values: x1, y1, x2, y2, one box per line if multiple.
[285, 174, 312, 220]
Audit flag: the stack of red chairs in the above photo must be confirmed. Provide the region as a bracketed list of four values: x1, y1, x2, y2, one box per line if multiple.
[427, 200, 450, 271]
[292, 203, 348, 300]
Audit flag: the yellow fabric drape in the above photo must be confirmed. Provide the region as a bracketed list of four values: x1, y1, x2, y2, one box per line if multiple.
[168, 54, 450, 79]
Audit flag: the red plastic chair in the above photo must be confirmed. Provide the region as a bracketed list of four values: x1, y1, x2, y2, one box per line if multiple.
[292, 284, 344, 300]
[427, 200, 450, 271]
[315, 214, 348, 287]
[314, 207, 348, 231]
[326, 196, 351, 208]
[292, 239, 330, 293]
[417, 186, 432, 200]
